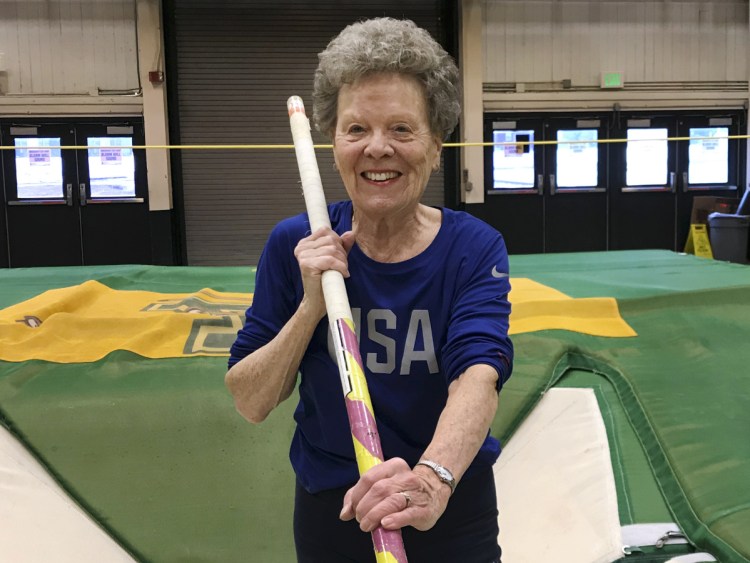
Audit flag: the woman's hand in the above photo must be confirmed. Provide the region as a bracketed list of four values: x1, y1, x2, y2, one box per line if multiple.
[294, 227, 356, 319]
[339, 457, 451, 533]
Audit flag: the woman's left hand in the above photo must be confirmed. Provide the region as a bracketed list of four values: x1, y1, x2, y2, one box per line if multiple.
[339, 457, 451, 532]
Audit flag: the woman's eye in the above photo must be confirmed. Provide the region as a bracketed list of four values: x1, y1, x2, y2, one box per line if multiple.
[347, 125, 364, 134]
[394, 125, 412, 134]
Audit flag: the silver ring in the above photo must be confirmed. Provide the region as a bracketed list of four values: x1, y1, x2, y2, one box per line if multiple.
[400, 491, 411, 509]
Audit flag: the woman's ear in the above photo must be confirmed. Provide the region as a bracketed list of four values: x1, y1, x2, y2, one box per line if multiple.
[432, 137, 443, 172]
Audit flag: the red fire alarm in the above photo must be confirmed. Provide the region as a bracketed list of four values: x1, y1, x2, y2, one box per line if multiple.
[148, 70, 164, 84]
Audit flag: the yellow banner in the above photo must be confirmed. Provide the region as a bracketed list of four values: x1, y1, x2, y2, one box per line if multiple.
[0, 281, 252, 363]
[0, 278, 635, 364]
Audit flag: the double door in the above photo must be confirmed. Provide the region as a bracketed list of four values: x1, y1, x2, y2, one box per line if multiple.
[609, 112, 741, 251]
[1, 119, 150, 267]
[478, 115, 609, 254]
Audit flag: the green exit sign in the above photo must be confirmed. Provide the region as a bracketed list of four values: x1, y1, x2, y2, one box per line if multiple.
[601, 72, 624, 89]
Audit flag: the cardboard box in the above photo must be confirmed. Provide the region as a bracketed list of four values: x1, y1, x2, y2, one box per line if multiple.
[690, 196, 738, 225]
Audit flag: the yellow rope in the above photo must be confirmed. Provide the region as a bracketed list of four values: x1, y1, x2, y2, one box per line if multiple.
[447, 134, 749, 148]
[0, 134, 747, 150]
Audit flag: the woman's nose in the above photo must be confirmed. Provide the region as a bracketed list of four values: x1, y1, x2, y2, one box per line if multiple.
[363, 130, 394, 159]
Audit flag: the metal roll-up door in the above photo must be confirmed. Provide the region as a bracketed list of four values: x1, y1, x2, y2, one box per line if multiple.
[168, 0, 445, 265]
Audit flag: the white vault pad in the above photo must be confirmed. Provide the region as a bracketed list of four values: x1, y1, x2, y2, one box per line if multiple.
[0, 425, 137, 562]
[495, 387, 622, 563]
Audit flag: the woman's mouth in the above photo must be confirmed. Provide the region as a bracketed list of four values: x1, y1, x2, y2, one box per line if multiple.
[362, 171, 401, 182]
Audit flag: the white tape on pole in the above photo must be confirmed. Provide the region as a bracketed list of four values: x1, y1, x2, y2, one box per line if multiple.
[287, 97, 353, 325]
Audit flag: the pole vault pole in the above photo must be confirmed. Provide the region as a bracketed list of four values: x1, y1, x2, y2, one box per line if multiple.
[287, 95, 408, 563]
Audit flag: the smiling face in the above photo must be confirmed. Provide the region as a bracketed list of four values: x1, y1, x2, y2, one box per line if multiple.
[332, 72, 442, 222]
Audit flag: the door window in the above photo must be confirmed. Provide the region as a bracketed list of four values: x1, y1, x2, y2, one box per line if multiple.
[626, 128, 668, 186]
[14, 138, 63, 199]
[87, 137, 136, 198]
[688, 127, 728, 185]
[556, 129, 598, 188]
[492, 129, 535, 189]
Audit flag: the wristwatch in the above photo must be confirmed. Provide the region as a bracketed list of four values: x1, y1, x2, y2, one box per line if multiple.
[415, 460, 456, 494]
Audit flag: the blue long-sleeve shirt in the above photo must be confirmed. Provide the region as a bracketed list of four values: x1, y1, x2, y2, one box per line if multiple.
[229, 201, 513, 493]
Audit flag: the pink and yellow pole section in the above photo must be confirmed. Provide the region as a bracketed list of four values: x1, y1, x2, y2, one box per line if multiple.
[287, 96, 408, 563]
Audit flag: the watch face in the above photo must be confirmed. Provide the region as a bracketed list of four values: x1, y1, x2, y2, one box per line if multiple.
[418, 461, 455, 491]
[436, 466, 451, 481]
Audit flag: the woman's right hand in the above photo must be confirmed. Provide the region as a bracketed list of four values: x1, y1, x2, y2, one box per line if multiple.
[294, 227, 356, 320]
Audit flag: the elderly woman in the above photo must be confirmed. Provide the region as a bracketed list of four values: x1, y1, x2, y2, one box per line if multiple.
[226, 17, 513, 563]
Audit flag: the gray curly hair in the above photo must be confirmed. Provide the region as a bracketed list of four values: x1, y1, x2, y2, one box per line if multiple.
[313, 18, 461, 140]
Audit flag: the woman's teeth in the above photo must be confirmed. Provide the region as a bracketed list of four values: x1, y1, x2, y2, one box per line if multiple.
[364, 171, 399, 181]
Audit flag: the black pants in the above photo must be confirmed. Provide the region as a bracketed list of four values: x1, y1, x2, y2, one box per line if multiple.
[294, 468, 502, 563]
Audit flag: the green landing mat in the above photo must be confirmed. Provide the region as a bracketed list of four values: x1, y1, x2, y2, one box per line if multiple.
[0, 353, 298, 562]
[1, 251, 749, 562]
[494, 252, 750, 563]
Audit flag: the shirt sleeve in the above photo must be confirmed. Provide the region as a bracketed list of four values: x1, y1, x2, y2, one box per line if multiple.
[228, 222, 301, 369]
[440, 229, 514, 391]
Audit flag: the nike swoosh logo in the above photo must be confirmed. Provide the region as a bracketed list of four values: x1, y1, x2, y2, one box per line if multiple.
[491, 266, 509, 279]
